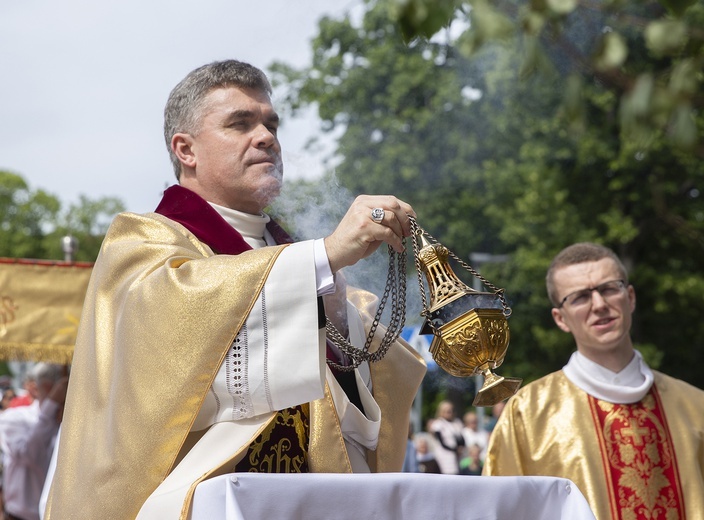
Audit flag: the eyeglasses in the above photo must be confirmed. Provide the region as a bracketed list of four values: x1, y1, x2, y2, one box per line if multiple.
[557, 279, 627, 309]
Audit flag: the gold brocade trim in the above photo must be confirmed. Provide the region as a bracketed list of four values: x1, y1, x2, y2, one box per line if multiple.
[0, 342, 73, 364]
[45, 212, 290, 520]
[589, 389, 685, 520]
[165, 243, 288, 481]
[308, 382, 353, 473]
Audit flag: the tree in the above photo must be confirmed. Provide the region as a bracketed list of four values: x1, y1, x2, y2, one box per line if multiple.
[0, 170, 125, 261]
[0, 170, 61, 259]
[389, 0, 704, 155]
[270, 0, 704, 393]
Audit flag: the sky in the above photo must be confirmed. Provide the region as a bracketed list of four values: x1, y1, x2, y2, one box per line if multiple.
[0, 0, 360, 214]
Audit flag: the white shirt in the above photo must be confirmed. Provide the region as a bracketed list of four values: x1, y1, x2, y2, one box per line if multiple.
[461, 426, 489, 461]
[0, 399, 60, 520]
[135, 206, 382, 518]
[193, 204, 378, 469]
[430, 418, 464, 475]
[209, 203, 334, 293]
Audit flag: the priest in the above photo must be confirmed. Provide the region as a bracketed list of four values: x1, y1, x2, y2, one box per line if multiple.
[44, 59, 425, 519]
[483, 242, 704, 520]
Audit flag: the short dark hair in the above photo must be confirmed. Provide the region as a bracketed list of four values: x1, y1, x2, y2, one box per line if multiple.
[546, 242, 628, 306]
[163, 60, 272, 179]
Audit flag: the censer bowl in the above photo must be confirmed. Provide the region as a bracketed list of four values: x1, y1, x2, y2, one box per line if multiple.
[414, 227, 523, 406]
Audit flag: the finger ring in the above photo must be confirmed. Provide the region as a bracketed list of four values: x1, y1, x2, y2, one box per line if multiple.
[371, 208, 385, 223]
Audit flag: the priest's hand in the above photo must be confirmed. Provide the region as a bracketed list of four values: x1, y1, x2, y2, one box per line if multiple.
[324, 195, 415, 274]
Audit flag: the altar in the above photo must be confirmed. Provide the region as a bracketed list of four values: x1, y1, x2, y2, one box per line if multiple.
[191, 472, 596, 519]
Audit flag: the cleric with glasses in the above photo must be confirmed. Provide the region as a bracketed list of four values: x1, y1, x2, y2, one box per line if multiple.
[556, 279, 627, 309]
[484, 242, 704, 520]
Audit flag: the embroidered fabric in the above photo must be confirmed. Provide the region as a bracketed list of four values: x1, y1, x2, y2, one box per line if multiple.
[227, 325, 253, 420]
[588, 388, 685, 519]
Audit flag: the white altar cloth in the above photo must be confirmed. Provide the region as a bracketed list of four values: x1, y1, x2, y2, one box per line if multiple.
[191, 473, 596, 520]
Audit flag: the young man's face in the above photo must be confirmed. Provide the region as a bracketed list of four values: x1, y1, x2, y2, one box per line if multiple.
[550, 258, 636, 365]
[176, 86, 283, 214]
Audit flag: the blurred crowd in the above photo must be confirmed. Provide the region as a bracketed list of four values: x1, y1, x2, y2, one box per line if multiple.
[402, 399, 504, 476]
[0, 364, 68, 520]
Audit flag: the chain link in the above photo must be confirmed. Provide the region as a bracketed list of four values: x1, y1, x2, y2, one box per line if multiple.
[326, 243, 407, 372]
[326, 216, 510, 371]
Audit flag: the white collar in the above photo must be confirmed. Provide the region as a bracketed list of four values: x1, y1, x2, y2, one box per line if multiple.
[208, 202, 271, 249]
[562, 350, 654, 404]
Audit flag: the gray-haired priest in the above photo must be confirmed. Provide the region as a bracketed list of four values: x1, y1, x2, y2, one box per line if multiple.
[44, 59, 425, 519]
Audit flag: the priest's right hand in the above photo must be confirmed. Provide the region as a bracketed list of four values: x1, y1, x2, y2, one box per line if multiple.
[324, 195, 415, 274]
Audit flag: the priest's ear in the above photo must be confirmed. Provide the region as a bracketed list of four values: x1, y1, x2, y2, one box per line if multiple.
[171, 133, 197, 171]
[551, 307, 572, 334]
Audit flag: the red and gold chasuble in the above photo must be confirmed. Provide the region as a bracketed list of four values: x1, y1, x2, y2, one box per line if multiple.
[588, 387, 685, 520]
[484, 371, 704, 520]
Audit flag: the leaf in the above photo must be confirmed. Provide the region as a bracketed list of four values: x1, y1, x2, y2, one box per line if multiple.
[626, 74, 655, 117]
[670, 102, 697, 149]
[519, 35, 550, 79]
[521, 11, 546, 37]
[668, 59, 699, 96]
[390, 0, 459, 42]
[472, 0, 515, 41]
[644, 19, 688, 56]
[593, 31, 628, 71]
[547, 0, 578, 15]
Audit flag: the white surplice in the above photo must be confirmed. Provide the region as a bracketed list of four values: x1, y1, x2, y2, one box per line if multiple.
[136, 205, 381, 518]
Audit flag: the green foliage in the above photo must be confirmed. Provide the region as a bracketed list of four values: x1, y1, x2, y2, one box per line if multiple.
[454, 0, 703, 154]
[0, 170, 125, 261]
[271, 0, 704, 417]
[385, 0, 464, 42]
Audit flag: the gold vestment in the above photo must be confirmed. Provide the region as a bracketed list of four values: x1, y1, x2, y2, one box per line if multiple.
[484, 370, 704, 520]
[45, 211, 425, 519]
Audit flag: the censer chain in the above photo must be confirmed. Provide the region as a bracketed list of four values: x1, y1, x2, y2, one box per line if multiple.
[326, 242, 408, 372]
[326, 217, 511, 371]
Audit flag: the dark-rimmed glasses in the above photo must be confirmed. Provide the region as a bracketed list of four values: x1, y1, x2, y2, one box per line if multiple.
[557, 279, 627, 309]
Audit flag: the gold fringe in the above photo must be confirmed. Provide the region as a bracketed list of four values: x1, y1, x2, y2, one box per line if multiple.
[0, 342, 73, 364]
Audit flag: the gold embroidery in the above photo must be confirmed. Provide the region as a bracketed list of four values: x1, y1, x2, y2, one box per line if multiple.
[595, 391, 683, 519]
[53, 312, 81, 344]
[239, 404, 310, 473]
[0, 295, 18, 337]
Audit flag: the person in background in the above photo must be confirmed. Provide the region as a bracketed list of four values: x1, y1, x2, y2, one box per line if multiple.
[0, 364, 67, 520]
[414, 434, 441, 474]
[458, 443, 483, 476]
[8, 374, 36, 409]
[44, 59, 425, 519]
[401, 423, 419, 473]
[0, 388, 10, 520]
[0, 377, 12, 393]
[0, 390, 16, 412]
[460, 410, 489, 462]
[429, 400, 464, 474]
[484, 242, 704, 520]
[481, 401, 505, 434]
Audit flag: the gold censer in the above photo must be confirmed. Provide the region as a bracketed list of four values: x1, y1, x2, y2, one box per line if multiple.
[410, 219, 522, 406]
[324, 216, 521, 407]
